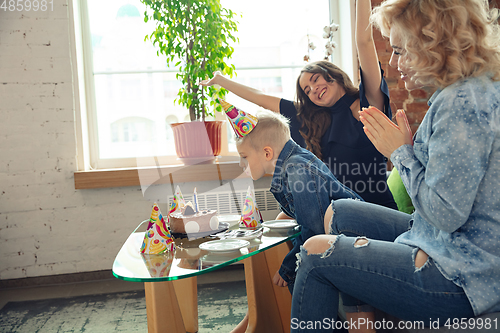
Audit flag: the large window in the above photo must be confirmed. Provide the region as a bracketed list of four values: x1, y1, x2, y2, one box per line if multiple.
[73, 0, 355, 170]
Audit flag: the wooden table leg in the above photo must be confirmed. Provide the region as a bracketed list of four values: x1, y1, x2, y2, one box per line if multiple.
[244, 241, 293, 333]
[264, 241, 293, 333]
[144, 276, 198, 333]
[144, 280, 185, 333]
[173, 276, 198, 333]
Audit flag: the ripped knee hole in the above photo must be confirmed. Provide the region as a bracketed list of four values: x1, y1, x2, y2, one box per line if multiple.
[415, 249, 429, 269]
[354, 237, 369, 248]
[303, 236, 337, 256]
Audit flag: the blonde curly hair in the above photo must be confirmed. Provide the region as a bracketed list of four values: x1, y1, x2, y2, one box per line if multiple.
[371, 0, 500, 88]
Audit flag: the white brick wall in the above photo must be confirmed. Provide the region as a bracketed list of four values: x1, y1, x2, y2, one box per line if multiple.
[0, 1, 153, 280]
[0, 2, 279, 281]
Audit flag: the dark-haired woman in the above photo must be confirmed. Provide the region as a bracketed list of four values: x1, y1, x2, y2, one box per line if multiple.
[202, 1, 395, 331]
[201, 0, 396, 211]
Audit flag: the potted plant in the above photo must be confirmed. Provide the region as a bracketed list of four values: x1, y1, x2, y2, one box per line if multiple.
[141, 0, 239, 164]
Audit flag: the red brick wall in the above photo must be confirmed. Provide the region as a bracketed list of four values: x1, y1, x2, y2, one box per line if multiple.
[374, 26, 434, 135]
[371, 0, 500, 134]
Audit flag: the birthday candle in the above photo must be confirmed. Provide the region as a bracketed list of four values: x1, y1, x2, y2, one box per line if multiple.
[193, 187, 199, 213]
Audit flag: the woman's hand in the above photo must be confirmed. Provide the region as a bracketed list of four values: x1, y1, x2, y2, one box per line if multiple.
[359, 106, 413, 158]
[199, 71, 222, 87]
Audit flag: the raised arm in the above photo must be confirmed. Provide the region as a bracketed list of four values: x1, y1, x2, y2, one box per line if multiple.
[356, 0, 385, 111]
[199, 71, 281, 113]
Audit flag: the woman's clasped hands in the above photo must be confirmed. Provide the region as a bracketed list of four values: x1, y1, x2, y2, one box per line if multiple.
[359, 106, 413, 158]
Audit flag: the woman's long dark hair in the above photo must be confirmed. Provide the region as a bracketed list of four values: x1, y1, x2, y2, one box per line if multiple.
[295, 60, 359, 160]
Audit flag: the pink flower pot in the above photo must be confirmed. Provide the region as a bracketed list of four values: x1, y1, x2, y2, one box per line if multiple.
[170, 120, 224, 164]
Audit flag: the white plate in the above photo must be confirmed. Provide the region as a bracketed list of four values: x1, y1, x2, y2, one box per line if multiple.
[262, 220, 298, 229]
[199, 239, 250, 252]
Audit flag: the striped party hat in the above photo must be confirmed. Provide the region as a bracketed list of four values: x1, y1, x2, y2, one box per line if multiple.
[218, 99, 258, 138]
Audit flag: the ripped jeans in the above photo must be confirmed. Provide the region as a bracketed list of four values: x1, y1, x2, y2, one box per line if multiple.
[291, 199, 474, 332]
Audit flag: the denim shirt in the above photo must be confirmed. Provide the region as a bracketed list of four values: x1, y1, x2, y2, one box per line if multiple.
[392, 75, 500, 315]
[270, 140, 362, 286]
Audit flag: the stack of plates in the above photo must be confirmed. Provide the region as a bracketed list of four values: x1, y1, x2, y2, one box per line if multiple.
[199, 239, 250, 252]
[261, 219, 298, 229]
[214, 227, 263, 240]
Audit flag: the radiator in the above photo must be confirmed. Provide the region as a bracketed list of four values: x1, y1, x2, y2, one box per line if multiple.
[168, 188, 279, 215]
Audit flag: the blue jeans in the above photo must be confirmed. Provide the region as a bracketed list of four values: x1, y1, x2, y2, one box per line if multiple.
[290, 199, 474, 332]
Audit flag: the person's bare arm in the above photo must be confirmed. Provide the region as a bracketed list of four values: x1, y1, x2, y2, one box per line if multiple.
[356, 0, 385, 111]
[200, 71, 281, 113]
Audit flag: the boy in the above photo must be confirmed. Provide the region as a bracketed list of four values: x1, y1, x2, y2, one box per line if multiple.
[221, 99, 361, 291]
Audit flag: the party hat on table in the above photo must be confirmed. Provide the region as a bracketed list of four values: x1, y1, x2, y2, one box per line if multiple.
[218, 98, 258, 138]
[239, 186, 263, 228]
[140, 203, 176, 254]
[145, 201, 160, 230]
[169, 186, 186, 215]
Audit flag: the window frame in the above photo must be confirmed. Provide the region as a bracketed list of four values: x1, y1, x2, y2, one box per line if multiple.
[71, 0, 356, 173]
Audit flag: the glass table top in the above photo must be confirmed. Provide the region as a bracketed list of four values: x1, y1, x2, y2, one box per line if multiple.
[112, 219, 301, 282]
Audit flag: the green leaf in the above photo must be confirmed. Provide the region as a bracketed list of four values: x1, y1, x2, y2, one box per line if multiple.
[141, 0, 239, 120]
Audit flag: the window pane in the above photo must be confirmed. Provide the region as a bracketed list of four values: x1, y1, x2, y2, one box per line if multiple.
[219, 0, 331, 152]
[223, 0, 330, 68]
[93, 72, 184, 158]
[86, 0, 330, 161]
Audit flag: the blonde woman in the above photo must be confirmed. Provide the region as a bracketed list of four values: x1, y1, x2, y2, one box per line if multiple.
[290, 0, 500, 332]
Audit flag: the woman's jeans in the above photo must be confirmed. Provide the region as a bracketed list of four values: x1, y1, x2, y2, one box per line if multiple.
[291, 199, 474, 332]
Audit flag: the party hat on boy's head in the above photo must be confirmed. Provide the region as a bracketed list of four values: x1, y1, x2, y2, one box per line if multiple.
[218, 98, 258, 138]
[169, 186, 185, 215]
[239, 186, 263, 228]
[140, 203, 176, 254]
